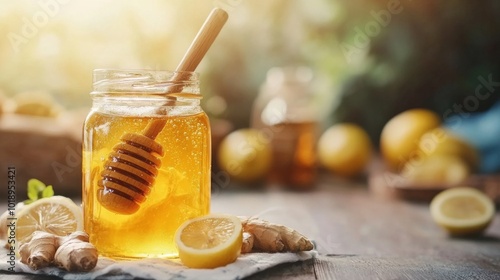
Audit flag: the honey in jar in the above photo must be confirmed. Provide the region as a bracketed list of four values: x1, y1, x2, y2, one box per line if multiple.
[82, 69, 211, 259]
[251, 67, 318, 189]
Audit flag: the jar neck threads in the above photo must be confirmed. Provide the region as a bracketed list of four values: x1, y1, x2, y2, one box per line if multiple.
[90, 69, 202, 117]
[92, 69, 200, 95]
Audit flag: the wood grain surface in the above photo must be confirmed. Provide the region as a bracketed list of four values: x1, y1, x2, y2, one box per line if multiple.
[1, 173, 499, 279]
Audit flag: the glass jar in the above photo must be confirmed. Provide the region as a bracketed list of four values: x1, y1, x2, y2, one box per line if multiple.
[251, 67, 318, 189]
[82, 69, 211, 259]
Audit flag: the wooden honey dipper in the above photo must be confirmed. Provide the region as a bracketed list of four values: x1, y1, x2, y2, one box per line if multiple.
[97, 8, 228, 215]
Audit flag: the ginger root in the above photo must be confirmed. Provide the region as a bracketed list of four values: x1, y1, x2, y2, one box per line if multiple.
[19, 231, 58, 270]
[54, 231, 97, 272]
[239, 217, 314, 253]
[19, 231, 97, 272]
[241, 232, 254, 253]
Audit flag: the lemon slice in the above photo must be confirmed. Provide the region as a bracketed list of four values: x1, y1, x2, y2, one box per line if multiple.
[430, 187, 495, 236]
[15, 196, 83, 244]
[175, 214, 243, 268]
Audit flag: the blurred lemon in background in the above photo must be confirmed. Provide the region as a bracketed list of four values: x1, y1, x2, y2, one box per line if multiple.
[218, 128, 272, 183]
[13, 91, 62, 117]
[430, 187, 495, 236]
[317, 123, 373, 177]
[401, 155, 470, 185]
[400, 128, 479, 185]
[418, 128, 479, 171]
[381, 109, 441, 171]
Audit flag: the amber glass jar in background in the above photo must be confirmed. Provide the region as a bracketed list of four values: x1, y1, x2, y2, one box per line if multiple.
[251, 67, 318, 189]
[82, 70, 211, 259]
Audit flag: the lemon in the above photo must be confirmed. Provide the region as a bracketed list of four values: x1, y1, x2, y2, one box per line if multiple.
[418, 128, 479, 171]
[430, 187, 495, 236]
[15, 196, 83, 244]
[175, 214, 243, 269]
[218, 129, 272, 182]
[317, 123, 373, 177]
[381, 109, 441, 171]
[401, 155, 470, 185]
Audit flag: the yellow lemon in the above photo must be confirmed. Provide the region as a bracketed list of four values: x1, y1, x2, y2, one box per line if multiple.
[430, 187, 495, 236]
[418, 128, 479, 171]
[175, 214, 243, 268]
[317, 123, 373, 177]
[401, 155, 470, 185]
[15, 196, 83, 244]
[381, 109, 441, 171]
[218, 129, 272, 182]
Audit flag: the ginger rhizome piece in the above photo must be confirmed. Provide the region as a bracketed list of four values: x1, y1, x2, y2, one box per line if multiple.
[19, 231, 58, 270]
[239, 217, 314, 253]
[19, 231, 98, 272]
[54, 231, 98, 272]
[241, 232, 254, 253]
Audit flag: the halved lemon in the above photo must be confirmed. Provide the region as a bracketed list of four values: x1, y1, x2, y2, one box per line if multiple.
[15, 196, 83, 244]
[175, 214, 243, 269]
[430, 187, 495, 236]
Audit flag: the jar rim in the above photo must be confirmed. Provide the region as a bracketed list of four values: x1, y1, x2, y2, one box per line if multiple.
[93, 68, 199, 75]
[92, 69, 200, 95]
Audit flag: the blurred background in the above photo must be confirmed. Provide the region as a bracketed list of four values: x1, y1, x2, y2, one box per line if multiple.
[1, 0, 500, 199]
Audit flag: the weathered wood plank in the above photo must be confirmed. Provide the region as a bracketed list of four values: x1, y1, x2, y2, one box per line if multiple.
[245, 259, 316, 280]
[314, 255, 500, 280]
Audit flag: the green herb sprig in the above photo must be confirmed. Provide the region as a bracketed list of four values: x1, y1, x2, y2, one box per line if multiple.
[24, 178, 54, 205]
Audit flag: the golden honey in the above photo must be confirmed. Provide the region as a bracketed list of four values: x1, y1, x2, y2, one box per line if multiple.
[82, 70, 210, 259]
[266, 121, 317, 188]
[251, 67, 318, 189]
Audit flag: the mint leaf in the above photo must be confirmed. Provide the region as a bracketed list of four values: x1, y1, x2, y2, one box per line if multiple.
[42, 185, 54, 198]
[23, 199, 34, 205]
[26, 179, 55, 203]
[27, 179, 45, 201]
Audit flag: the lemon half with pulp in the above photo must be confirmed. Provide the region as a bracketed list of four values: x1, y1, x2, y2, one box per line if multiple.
[430, 187, 495, 236]
[15, 196, 83, 244]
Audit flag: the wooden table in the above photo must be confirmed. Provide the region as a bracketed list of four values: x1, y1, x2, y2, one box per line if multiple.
[1, 174, 500, 279]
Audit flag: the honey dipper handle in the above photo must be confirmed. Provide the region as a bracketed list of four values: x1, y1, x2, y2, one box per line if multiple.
[175, 8, 228, 72]
[142, 8, 228, 139]
[143, 119, 168, 139]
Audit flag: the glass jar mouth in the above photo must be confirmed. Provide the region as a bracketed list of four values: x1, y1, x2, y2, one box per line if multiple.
[92, 69, 200, 97]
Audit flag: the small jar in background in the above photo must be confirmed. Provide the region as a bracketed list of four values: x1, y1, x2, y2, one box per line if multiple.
[251, 67, 318, 190]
